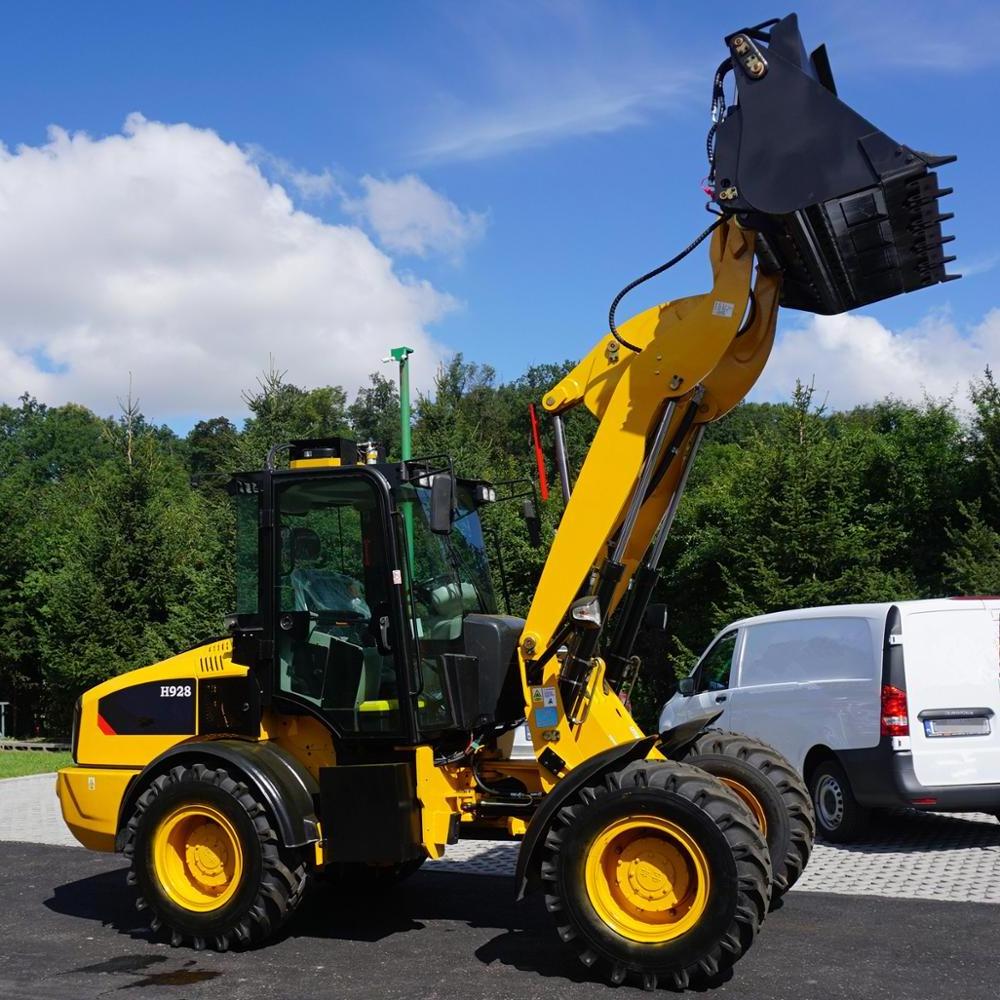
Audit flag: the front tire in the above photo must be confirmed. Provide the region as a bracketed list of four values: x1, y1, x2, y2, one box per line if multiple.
[123, 763, 309, 950]
[809, 758, 869, 843]
[679, 731, 815, 898]
[541, 760, 771, 991]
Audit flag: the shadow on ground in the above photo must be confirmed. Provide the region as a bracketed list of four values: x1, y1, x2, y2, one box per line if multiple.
[43, 865, 616, 991]
[817, 809, 1000, 854]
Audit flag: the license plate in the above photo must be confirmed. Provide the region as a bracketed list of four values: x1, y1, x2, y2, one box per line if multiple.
[924, 717, 991, 738]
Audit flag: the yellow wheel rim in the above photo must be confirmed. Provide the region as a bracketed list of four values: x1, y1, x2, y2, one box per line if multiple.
[720, 778, 768, 838]
[583, 815, 710, 943]
[153, 804, 244, 912]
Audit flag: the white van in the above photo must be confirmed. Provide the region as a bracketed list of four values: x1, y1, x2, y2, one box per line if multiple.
[659, 598, 1000, 841]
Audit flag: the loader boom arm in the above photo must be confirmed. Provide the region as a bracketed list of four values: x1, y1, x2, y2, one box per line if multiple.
[517, 221, 780, 784]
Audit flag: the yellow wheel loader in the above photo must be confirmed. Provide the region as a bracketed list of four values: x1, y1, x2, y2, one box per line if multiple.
[57, 14, 956, 990]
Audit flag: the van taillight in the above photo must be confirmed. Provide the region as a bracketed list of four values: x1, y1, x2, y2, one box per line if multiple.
[881, 685, 909, 737]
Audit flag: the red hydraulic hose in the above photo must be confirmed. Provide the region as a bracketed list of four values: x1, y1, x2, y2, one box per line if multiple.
[528, 403, 550, 501]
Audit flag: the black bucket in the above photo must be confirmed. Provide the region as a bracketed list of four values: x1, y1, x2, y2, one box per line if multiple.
[710, 14, 958, 315]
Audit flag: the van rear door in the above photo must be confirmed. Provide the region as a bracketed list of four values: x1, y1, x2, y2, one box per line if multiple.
[902, 600, 1000, 787]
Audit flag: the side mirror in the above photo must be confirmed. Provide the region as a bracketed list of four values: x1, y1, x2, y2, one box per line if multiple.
[429, 474, 455, 535]
[521, 498, 542, 548]
[677, 676, 696, 697]
[644, 603, 668, 632]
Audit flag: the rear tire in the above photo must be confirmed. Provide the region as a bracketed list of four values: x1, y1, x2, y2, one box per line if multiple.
[123, 763, 309, 950]
[541, 760, 771, 991]
[808, 758, 869, 843]
[679, 731, 815, 898]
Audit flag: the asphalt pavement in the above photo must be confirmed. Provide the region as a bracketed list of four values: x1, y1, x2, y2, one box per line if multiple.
[0, 840, 993, 1000]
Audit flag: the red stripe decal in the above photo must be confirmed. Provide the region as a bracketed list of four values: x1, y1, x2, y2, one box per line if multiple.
[97, 714, 117, 736]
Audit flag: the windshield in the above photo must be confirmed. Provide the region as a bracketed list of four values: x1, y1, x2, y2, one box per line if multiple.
[398, 482, 497, 643]
[400, 484, 496, 620]
[398, 480, 497, 731]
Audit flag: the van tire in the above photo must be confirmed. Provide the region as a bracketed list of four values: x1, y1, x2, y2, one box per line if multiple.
[679, 731, 815, 898]
[808, 759, 869, 843]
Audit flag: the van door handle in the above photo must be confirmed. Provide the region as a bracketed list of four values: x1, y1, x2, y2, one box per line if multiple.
[715, 694, 727, 704]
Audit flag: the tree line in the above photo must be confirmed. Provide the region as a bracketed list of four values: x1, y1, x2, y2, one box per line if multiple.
[1, 359, 997, 735]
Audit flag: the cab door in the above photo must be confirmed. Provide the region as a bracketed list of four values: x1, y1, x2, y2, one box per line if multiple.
[269, 469, 416, 742]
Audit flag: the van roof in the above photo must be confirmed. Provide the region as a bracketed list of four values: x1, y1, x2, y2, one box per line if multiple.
[729, 597, 1000, 630]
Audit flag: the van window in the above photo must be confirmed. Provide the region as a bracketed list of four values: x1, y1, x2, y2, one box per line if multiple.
[697, 632, 738, 692]
[740, 617, 872, 685]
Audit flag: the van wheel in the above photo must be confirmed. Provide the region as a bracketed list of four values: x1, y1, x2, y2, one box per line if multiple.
[808, 759, 869, 843]
[679, 731, 815, 899]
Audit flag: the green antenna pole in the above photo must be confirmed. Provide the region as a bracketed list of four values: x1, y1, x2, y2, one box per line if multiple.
[390, 345, 414, 462]
[385, 346, 415, 570]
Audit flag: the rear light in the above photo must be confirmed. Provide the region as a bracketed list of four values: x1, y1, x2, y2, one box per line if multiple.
[911, 797, 937, 806]
[881, 684, 909, 737]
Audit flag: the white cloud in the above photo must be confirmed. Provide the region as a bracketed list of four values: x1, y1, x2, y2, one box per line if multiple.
[752, 310, 1000, 412]
[0, 114, 453, 423]
[410, 2, 698, 162]
[827, 2, 1000, 73]
[246, 144, 340, 201]
[343, 174, 487, 259]
[415, 84, 688, 163]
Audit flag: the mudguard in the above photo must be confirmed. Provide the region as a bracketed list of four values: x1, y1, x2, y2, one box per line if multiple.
[514, 736, 657, 900]
[658, 709, 725, 758]
[115, 737, 320, 851]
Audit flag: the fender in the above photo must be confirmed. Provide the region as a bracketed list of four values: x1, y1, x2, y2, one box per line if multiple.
[515, 735, 657, 900]
[658, 709, 724, 758]
[115, 737, 320, 851]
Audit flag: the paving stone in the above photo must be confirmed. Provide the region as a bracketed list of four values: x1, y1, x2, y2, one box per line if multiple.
[0, 774, 77, 847]
[5, 773, 999, 903]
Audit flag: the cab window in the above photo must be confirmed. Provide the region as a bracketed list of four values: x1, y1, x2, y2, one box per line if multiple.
[696, 632, 737, 692]
[274, 475, 402, 736]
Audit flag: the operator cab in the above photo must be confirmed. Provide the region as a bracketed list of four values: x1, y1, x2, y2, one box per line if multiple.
[226, 437, 525, 751]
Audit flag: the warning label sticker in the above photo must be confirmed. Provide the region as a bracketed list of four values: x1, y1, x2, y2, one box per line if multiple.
[712, 300, 735, 318]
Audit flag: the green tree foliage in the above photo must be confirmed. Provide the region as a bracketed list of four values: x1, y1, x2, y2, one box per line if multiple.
[23, 434, 231, 726]
[348, 372, 400, 458]
[946, 369, 1000, 592]
[238, 363, 351, 468]
[1, 357, 997, 737]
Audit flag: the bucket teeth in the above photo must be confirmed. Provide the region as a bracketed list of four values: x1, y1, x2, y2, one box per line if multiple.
[922, 152, 957, 167]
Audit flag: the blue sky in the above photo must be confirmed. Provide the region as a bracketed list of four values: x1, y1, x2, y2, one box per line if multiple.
[0, 1, 995, 426]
